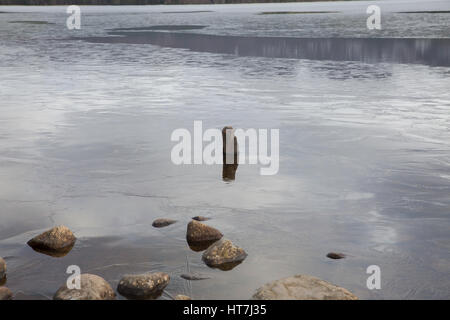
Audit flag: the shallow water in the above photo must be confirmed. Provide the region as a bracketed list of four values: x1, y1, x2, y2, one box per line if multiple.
[0, 0, 450, 299]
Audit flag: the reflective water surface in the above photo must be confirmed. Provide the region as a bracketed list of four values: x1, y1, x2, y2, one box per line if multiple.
[0, 0, 450, 299]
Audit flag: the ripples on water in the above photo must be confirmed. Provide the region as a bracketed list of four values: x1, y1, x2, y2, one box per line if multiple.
[0, 0, 449, 299]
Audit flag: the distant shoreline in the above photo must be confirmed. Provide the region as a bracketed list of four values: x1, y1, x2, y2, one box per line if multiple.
[0, 0, 349, 6]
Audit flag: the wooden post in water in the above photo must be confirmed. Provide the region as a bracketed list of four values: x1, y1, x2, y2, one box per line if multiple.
[222, 126, 238, 181]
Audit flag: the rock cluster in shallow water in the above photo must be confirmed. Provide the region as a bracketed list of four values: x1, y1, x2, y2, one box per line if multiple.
[5, 157, 358, 300]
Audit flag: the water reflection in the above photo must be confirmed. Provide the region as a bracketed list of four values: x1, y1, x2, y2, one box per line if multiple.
[206, 260, 244, 272]
[109, 25, 207, 32]
[76, 31, 450, 67]
[308, 61, 393, 80]
[27, 244, 75, 258]
[187, 239, 217, 252]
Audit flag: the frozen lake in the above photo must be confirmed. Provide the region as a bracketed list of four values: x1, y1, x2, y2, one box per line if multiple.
[0, 0, 449, 299]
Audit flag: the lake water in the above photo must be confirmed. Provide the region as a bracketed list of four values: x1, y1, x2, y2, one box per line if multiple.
[0, 0, 449, 299]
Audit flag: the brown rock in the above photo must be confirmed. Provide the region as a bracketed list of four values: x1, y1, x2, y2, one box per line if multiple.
[175, 294, 191, 300]
[192, 216, 211, 221]
[252, 275, 358, 300]
[0, 287, 13, 300]
[0, 257, 6, 280]
[186, 220, 223, 245]
[117, 272, 170, 300]
[326, 252, 346, 259]
[186, 219, 221, 252]
[54, 274, 116, 300]
[202, 238, 247, 271]
[27, 225, 76, 257]
[152, 218, 177, 228]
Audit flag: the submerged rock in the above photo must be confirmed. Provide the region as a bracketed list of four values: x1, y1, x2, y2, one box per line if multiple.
[180, 273, 211, 281]
[326, 252, 346, 260]
[54, 274, 116, 300]
[152, 218, 177, 228]
[0, 287, 13, 300]
[27, 225, 76, 257]
[252, 275, 358, 300]
[188, 240, 218, 252]
[192, 216, 211, 221]
[117, 272, 170, 300]
[0, 257, 6, 280]
[175, 294, 191, 300]
[186, 220, 223, 243]
[202, 238, 247, 271]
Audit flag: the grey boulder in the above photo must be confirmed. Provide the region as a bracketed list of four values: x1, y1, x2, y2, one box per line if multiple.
[117, 272, 170, 300]
[54, 274, 116, 300]
[252, 275, 358, 300]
